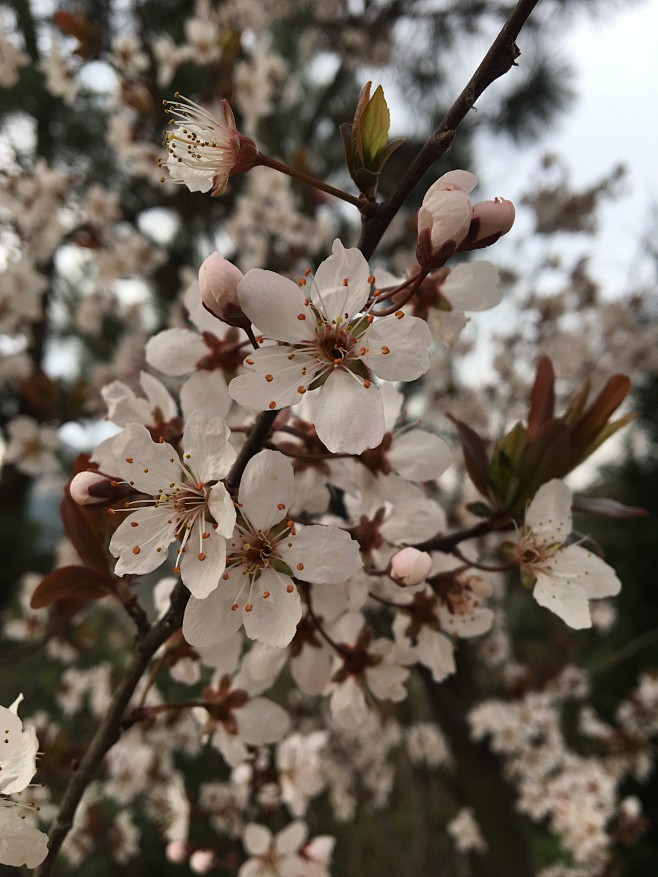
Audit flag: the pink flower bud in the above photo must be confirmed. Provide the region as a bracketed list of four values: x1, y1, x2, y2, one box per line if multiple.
[464, 197, 515, 249]
[189, 850, 215, 874]
[199, 252, 243, 321]
[166, 841, 188, 864]
[69, 471, 121, 507]
[389, 547, 432, 586]
[416, 172, 478, 269]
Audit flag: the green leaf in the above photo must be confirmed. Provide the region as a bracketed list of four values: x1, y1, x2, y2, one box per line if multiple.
[360, 85, 390, 168]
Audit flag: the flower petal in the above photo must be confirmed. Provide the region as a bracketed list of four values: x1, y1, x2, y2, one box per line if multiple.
[533, 573, 592, 629]
[110, 507, 177, 577]
[280, 525, 362, 584]
[111, 423, 182, 495]
[145, 327, 209, 375]
[312, 370, 385, 454]
[236, 696, 290, 745]
[229, 347, 319, 412]
[525, 479, 572, 547]
[182, 569, 244, 647]
[180, 369, 232, 420]
[442, 262, 501, 312]
[238, 450, 295, 532]
[182, 411, 236, 483]
[180, 527, 227, 599]
[388, 430, 451, 481]
[311, 239, 371, 321]
[362, 315, 432, 382]
[242, 570, 302, 648]
[238, 270, 312, 343]
[0, 808, 49, 869]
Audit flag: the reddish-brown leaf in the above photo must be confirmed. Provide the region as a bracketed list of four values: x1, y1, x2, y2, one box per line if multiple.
[31, 565, 118, 610]
[446, 414, 490, 498]
[572, 495, 649, 519]
[527, 357, 555, 442]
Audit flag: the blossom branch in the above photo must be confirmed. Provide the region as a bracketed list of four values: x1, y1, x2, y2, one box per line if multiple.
[35, 582, 190, 877]
[226, 409, 279, 492]
[357, 0, 541, 259]
[255, 152, 375, 214]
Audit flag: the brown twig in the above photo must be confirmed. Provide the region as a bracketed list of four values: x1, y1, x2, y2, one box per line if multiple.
[226, 409, 279, 492]
[358, 0, 541, 259]
[35, 582, 190, 877]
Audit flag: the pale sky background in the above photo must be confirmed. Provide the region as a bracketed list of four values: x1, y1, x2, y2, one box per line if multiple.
[478, 0, 658, 293]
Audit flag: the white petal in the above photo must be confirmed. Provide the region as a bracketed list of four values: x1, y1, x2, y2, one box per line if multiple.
[442, 262, 501, 312]
[525, 480, 573, 546]
[330, 678, 368, 729]
[182, 569, 244, 646]
[182, 411, 236, 483]
[311, 240, 371, 321]
[229, 347, 318, 412]
[290, 645, 333, 696]
[236, 697, 290, 745]
[111, 423, 182, 495]
[438, 605, 494, 639]
[312, 370, 385, 454]
[279, 525, 362, 584]
[417, 628, 456, 682]
[380, 497, 446, 545]
[388, 430, 451, 481]
[208, 482, 237, 538]
[552, 544, 621, 600]
[275, 820, 308, 855]
[239, 450, 295, 531]
[379, 382, 405, 431]
[181, 370, 232, 420]
[0, 705, 37, 795]
[242, 571, 302, 648]
[145, 327, 208, 375]
[243, 823, 273, 856]
[110, 508, 176, 577]
[0, 808, 49, 868]
[362, 314, 432, 382]
[139, 371, 178, 422]
[102, 381, 152, 427]
[180, 528, 227, 599]
[533, 573, 592, 629]
[238, 270, 312, 343]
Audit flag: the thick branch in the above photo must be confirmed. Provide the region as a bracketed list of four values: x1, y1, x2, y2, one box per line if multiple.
[358, 0, 541, 259]
[35, 582, 190, 877]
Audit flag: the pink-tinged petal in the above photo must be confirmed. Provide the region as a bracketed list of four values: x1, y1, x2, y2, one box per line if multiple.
[442, 262, 501, 312]
[280, 525, 362, 583]
[110, 507, 177, 577]
[145, 327, 209, 375]
[243, 823, 272, 857]
[236, 696, 290, 745]
[313, 370, 385, 454]
[525, 479, 573, 547]
[417, 628, 456, 682]
[238, 450, 295, 531]
[140, 371, 178, 422]
[111, 423, 182, 494]
[362, 315, 432, 382]
[182, 569, 244, 647]
[533, 573, 591, 629]
[208, 482, 236, 537]
[419, 188, 472, 250]
[182, 411, 236, 482]
[388, 430, 451, 481]
[275, 820, 308, 855]
[432, 310, 468, 348]
[180, 527, 226, 599]
[180, 370, 232, 420]
[102, 380, 152, 427]
[229, 347, 319, 412]
[242, 570, 302, 648]
[548, 544, 621, 600]
[311, 239, 371, 321]
[380, 497, 446, 545]
[435, 169, 478, 194]
[330, 677, 368, 728]
[212, 724, 249, 768]
[290, 644, 333, 696]
[0, 809, 49, 868]
[238, 270, 312, 342]
[438, 605, 494, 639]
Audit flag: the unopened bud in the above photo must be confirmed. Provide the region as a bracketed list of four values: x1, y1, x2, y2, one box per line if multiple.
[389, 547, 432, 586]
[199, 252, 244, 324]
[464, 197, 515, 250]
[416, 171, 478, 269]
[189, 850, 215, 874]
[166, 840, 188, 864]
[70, 470, 130, 507]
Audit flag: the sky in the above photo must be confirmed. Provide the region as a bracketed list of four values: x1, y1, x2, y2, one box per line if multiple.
[479, 0, 658, 293]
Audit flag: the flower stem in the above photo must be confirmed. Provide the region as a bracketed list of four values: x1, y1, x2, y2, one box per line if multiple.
[255, 152, 375, 214]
